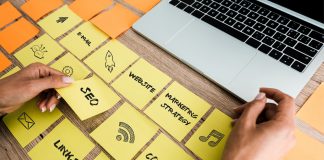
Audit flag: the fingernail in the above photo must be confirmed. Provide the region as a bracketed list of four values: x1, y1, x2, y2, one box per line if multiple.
[62, 76, 74, 84]
[57, 95, 62, 100]
[255, 92, 266, 100]
[41, 107, 46, 113]
[49, 104, 56, 112]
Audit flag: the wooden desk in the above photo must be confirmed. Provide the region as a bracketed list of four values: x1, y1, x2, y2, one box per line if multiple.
[0, 0, 323, 159]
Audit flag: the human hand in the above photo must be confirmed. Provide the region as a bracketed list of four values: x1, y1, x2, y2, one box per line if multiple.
[0, 63, 73, 114]
[222, 88, 296, 160]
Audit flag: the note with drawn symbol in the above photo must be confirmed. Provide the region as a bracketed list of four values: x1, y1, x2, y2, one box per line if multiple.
[199, 130, 225, 147]
[31, 44, 48, 59]
[116, 122, 135, 143]
[17, 112, 35, 130]
[105, 50, 115, 73]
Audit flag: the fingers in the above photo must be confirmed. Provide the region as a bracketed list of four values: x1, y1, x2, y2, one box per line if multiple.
[31, 75, 74, 94]
[26, 63, 64, 78]
[37, 91, 61, 112]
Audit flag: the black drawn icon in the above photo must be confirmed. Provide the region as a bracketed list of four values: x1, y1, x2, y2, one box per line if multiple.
[62, 66, 73, 77]
[17, 112, 35, 130]
[31, 44, 48, 59]
[116, 122, 135, 143]
[105, 50, 115, 73]
[199, 130, 225, 147]
[56, 17, 68, 23]
[146, 153, 158, 160]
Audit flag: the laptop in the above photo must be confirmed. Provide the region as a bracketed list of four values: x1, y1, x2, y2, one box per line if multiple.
[133, 0, 324, 101]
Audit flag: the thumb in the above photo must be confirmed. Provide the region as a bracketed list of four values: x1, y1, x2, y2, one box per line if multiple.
[240, 92, 267, 127]
[31, 75, 74, 92]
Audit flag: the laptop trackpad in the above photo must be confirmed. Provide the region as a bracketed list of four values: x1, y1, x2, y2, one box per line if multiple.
[165, 20, 257, 85]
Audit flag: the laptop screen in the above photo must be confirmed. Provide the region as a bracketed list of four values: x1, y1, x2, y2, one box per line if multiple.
[269, 0, 324, 23]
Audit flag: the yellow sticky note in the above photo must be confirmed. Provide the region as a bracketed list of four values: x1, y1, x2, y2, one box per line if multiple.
[60, 22, 108, 59]
[145, 82, 211, 141]
[285, 129, 324, 160]
[3, 99, 62, 147]
[297, 83, 324, 133]
[38, 5, 82, 39]
[90, 103, 159, 160]
[185, 109, 232, 160]
[84, 39, 139, 83]
[136, 134, 194, 160]
[112, 59, 171, 109]
[28, 119, 95, 160]
[0, 66, 20, 79]
[95, 152, 111, 160]
[56, 75, 120, 120]
[51, 53, 90, 80]
[14, 34, 64, 67]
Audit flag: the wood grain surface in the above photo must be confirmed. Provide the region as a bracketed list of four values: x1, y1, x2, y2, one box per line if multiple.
[0, 0, 323, 159]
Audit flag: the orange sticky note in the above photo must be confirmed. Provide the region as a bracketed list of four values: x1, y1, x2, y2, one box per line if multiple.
[21, 0, 64, 21]
[91, 4, 139, 38]
[69, 0, 113, 20]
[285, 129, 324, 160]
[297, 83, 324, 133]
[0, 51, 12, 72]
[124, 0, 160, 13]
[0, 2, 21, 28]
[0, 18, 39, 54]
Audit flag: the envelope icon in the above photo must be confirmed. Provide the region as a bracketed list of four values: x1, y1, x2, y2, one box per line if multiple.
[17, 112, 35, 130]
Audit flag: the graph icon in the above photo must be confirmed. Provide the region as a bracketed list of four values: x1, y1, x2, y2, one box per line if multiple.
[116, 122, 135, 143]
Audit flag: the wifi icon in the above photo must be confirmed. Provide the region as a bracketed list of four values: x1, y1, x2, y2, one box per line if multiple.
[116, 122, 135, 143]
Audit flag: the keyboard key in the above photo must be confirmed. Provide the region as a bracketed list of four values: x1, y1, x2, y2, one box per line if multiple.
[244, 18, 256, 27]
[207, 9, 218, 17]
[291, 61, 306, 72]
[295, 43, 317, 57]
[202, 0, 212, 5]
[258, 44, 271, 54]
[287, 30, 300, 39]
[192, 10, 204, 18]
[262, 36, 275, 46]
[242, 26, 255, 35]
[184, 6, 195, 13]
[216, 13, 227, 21]
[266, 20, 279, 29]
[284, 37, 297, 47]
[247, 11, 259, 19]
[202, 15, 249, 41]
[263, 27, 275, 36]
[230, 3, 241, 11]
[246, 38, 261, 48]
[238, 7, 249, 15]
[280, 55, 294, 66]
[309, 31, 324, 43]
[272, 41, 286, 51]
[222, 0, 233, 7]
[253, 23, 266, 32]
[210, 2, 220, 10]
[233, 22, 245, 30]
[269, 50, 283, 60]
[200, 5, 211, 13]
[252, 31, 265, 40]
[257, 16, 269, 24]
[267, 12, 279, 20]
[240, 0, 251, 7]
[230, 0, 241, 3]
[309, 40, 323, 50]
[297, 35, 311, 44]
[277, 16, 289, 25]
[298, 26, 311, 35]
[276, 25, 289, 34]
[218, 6, 229, 13]
[258, 8, 270, 16]
[192, 2, 203, 9]
[226, 10, 237, 18]
[181, 0, 195, 5]
[284, 47, 311, 64]
[170, 0, 180, 6]
[249, 4, 260, 12]
[224, 17, 236, 26]
[177, 2, 187, 9]
[287, 21, 300, 30]
[273, 32, 286, 41]
[235, 14, 246, 22]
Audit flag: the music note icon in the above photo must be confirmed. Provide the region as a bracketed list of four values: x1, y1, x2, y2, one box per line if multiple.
[199, 130, 225, 147]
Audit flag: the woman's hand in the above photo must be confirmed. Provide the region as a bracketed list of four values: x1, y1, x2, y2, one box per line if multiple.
[0, 63, 73, 114]
[222, 88, 296, 160]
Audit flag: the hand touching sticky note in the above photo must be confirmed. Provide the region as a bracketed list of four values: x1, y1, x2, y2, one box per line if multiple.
[145, 81, 211, 141]
[186, 109, 232, 160]
[84, 39, 139, 83]
[124, 0, 160, 13]
[14, 34, 64, 67]
[3, 99, 63, 147]
[136, 134, 194, 160]
[0, 1, 21, 28]
[38, 5, 82, 39]
[90, 103, 159, 160]
[0, 51, 12, 72]
[28, 119, 95, 160]
[51, 53, 90, 80]
[60, 22, 108, 59]
[21, 0, 63, 21]
[69, 0, 113, 20]
[112, 59, 171, 109]
[57, 75, 120, 120]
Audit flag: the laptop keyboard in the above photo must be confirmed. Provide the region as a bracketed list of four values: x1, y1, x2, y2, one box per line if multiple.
[169, 0, 324, 72]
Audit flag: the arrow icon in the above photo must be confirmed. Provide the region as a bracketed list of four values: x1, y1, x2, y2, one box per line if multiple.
[56, 17, 68, 23]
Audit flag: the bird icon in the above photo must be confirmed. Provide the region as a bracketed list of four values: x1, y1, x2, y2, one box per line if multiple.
[105, 50, 115, 73]
[31, 44, 48, 59]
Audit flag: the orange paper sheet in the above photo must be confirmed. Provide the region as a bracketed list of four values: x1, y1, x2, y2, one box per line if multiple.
[0, 51, 12, 72]
[21, 0, 64, 21]
[0, 18, 39, 53]
[69, 0, 113, 20]
[124, 0, 160, 13]
[0, 2, 21, 28]
[91, 4, 139, 38]
[297, 83, 324, 133]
